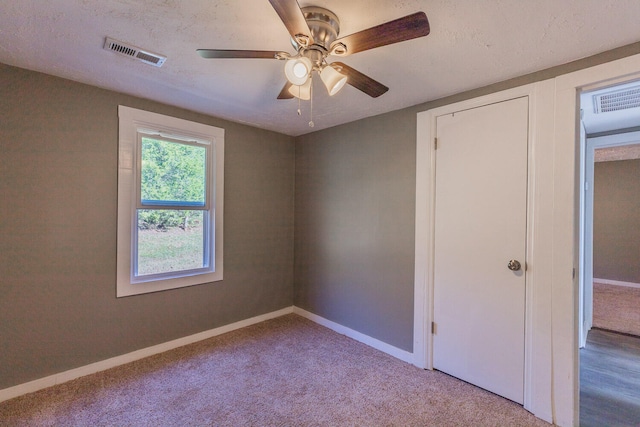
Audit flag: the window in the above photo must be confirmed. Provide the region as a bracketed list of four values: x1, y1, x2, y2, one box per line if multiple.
[117, 106, 223, 297]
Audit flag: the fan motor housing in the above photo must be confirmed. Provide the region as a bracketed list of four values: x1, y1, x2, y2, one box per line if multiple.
[299, 7, 340, 51]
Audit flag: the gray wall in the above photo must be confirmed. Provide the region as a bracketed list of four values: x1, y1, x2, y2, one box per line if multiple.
[294, 111, 417, 350]
[593, 159, 640, 283]
[0, 63, 295, 389]
[293, 42, 640, 353]
[3, 40, 640, 390]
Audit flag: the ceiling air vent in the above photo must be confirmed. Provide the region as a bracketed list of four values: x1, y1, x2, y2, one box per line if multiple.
[593, 86, 640, 114]
[104, 37, 166, 67]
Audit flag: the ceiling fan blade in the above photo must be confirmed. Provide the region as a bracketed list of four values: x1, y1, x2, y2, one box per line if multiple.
[197, 49, 280, 59]
[331, 12, 430, 55]
[332, 62, 389, 98]
[268, 0, 314, 45]
[277, 82, 295, 99]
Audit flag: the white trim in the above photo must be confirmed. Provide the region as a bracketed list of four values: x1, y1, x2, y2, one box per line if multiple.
[554, 53, 640, 427]
[117, 105, 225, 297]
[2, 306, 426, 404]
[594, 278, 640, 289]
[588, 131, 640, 150]
[580, 122, 591, 349]
[0, 307, 293, 403]
[293, 307, 416, 365]
[413, 110, 434, 370]
[580, 130, 640, 347]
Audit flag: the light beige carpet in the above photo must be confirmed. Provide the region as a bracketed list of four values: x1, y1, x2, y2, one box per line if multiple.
[0, 314, 550, 426]
[593, 282, 640, 337]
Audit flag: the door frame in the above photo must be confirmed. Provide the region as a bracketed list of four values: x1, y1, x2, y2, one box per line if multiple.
[414, 82, 555, 419]
[552, 56, 640, 427]
[580, 129, 640, 348]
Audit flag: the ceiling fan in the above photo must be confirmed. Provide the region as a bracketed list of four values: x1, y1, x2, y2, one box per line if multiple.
[197, 0, 430, 102]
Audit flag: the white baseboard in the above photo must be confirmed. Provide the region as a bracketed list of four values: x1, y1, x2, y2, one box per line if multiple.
[594, 278, 640, 289]
[293, 306, 416, 365]
[2, 306, 416, 403]
[0, 307, 294, 403]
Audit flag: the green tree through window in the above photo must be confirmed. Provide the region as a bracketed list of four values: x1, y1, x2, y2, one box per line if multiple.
[136, 135, 210, 277]
[138, 137, 206, 230]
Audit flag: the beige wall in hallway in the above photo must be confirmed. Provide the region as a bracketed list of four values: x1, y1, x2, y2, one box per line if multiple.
[593, 158, 640, 284]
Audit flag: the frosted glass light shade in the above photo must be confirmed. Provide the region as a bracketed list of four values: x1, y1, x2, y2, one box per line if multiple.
[320, 65, 347, 96]
[288, 79, 311, 100]
[284, 57, 312, 85]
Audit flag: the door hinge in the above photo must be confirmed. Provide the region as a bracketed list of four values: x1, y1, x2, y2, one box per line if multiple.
[434, 137, 438, 150]
[431, 321, 436, 334]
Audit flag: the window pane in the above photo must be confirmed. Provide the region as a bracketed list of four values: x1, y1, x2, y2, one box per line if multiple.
[137, 209, 206, 276]
[140, 137, 206, 206]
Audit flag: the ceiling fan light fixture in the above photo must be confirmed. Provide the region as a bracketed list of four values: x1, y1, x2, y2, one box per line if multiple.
[320, 64, 347, 96]
[284, 57, 312, 85]
[288, 78, 312, 100]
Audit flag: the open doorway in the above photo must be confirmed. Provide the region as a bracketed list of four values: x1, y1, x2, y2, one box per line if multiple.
[579, 80, 640, 426]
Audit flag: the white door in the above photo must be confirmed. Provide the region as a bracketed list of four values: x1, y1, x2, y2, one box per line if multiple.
[433, 96, 528, 404]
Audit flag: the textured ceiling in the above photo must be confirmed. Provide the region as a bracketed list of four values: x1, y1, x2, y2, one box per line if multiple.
[2, 0, 640, 136]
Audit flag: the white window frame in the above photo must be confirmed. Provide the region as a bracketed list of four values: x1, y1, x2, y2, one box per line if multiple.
[117, 106, 224, 297]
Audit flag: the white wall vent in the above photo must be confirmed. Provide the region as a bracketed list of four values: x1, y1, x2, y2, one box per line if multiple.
[104, 37, 166, 67]
[593, 86, 640, 114]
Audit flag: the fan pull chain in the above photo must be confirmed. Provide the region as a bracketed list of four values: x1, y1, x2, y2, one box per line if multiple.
[297, 85, 302, 116]
[309, 77, 314, 128]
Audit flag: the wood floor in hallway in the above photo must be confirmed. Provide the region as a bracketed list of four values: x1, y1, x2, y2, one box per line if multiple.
[580, 328, 640, 426]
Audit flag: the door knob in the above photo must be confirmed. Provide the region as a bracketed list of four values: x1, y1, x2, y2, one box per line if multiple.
[507, 259, 521, 271]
